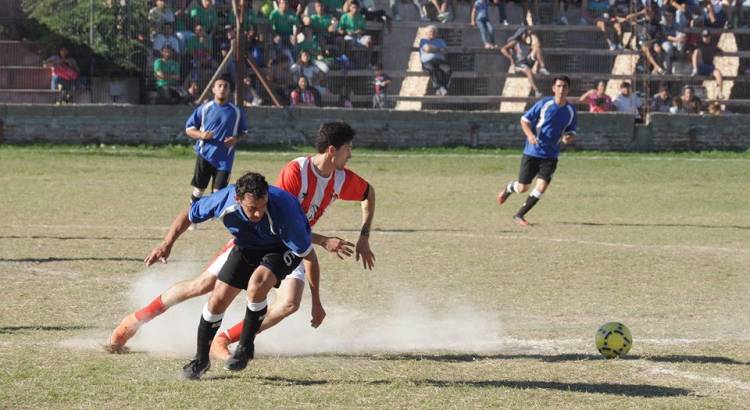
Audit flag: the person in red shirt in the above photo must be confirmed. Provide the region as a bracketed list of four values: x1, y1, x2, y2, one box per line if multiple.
[107, 122, 376, 354]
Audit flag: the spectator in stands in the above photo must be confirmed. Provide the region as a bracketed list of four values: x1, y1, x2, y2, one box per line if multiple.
[44, 46, 79, 104]
[651, 83, 673, 112]
[704, 0, 728, 28]
[707, 100, 723, 115]
[674, 85, 703, 113]
[186, 80, 202, 104]
[692, 29, 724, 98]
[579, 80, 613, 112]
[186, 24, 216, 82]
[307, 1, 337, 44]
[268, 54, 295, 104]
[290, 76, 317, 106]
[149, 0, 176, 38]
[658, 10, 684, 74]
[428, 0, 453, 23]
[419, 25, 452, 96]
[278, 0, 308, 17]
[666, 0, 701, 31]
[338, 1, 372, 48]
[623, 5, 668, 74]
[245, 26, 265, 68]
[555, 0, 574, 25]
[290, 49, 328, 100]
[372, 63, 391, 109]
[500, 27, 548, 98]
[270, 0, 301, 62]
[241, 76, 264, 107]
[226, 0, 258, 31]
[494, 0, 509, 26]
[190, 0, 219, 36]
[580, 0, 622, 50]
[471, 0, 497, 49]
[613, 81, 642, 119]
[350, 0, 393, 31]
[154, 46, 186, 104]
[153, 23, 182, 58]
[296, 26, 328, 64]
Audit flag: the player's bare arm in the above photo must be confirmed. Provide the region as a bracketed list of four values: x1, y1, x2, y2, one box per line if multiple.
[303, 249, 326, 328]
[223, 130, 247, 148]
[144, 209, 192, 266]
[312, 232, 354, 259]
[356, 185, 376, 270]
[562, 134, 575, 144]
[520, 119, 538, 145]
[185, 128, 213, 140]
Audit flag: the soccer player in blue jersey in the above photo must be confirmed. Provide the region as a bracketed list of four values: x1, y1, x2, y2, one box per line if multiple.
[496, 75, 577, 226]
[143, 172, 319, 380]
[185, 74, 249, 212]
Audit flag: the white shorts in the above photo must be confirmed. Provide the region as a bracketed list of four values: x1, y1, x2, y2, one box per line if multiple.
[205, 239, 306, 284]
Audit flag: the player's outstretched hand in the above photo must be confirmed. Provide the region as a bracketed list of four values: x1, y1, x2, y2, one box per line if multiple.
[562, 134, 574, 145]
[323, 236, 354, 259]
[355, 236, 375, 270]
[223, 136, 238, 148]
[310, 301, 326, 328]
[144, 244, 171, 266]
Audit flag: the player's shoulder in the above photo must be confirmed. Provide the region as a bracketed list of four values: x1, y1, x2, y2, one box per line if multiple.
[269, 185, 300, 208]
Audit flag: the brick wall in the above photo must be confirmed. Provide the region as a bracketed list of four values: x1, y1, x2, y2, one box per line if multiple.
[2, 104, 748, 151]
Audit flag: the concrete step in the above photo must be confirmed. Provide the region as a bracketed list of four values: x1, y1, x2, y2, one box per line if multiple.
[0, 66, 50, 90]
[0, 41, 44, 66]
[0, 89, 60, 103]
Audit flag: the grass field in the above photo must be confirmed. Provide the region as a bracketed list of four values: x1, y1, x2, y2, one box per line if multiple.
[1, 145, 749, 409]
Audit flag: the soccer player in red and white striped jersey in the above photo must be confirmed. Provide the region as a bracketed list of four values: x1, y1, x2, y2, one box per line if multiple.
[107, 122, 376, 354]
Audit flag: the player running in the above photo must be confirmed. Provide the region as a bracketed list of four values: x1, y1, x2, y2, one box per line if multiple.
[186, 74, 248, 221]
[496, 75, 577, 226]
[107, 122, 376, 354]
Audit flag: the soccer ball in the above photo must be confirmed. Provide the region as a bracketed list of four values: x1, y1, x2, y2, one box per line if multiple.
[595, 322, 633, 359]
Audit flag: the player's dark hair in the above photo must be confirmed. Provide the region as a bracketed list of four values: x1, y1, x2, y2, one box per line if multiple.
[315, 121, 355, 153]
[553, 75, 570, 87]
[235, 172, 268, 198]
[214, 73, 234, 91]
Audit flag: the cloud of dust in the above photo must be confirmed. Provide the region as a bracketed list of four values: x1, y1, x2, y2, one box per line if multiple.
[122, 263, 508, 357]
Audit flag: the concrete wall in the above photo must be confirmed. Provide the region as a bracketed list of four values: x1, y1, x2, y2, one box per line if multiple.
[1, 104, 749, 151]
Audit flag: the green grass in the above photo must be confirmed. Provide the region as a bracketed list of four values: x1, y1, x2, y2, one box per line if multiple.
[1, 146, 749, 409]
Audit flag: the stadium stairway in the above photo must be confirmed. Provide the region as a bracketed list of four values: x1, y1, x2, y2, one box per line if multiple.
[0, 41, 61, 103]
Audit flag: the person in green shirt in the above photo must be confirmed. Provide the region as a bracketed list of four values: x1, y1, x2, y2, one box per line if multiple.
[154, 46, 186, 104]
[190, 0, 219, 35]
[305, 1, 337, 44]
[338, 1, 371, 47]
[270, 0, 300, 61]
[226, 5, 258, 31]
[185, 24, 216, 82]
[322, 0, 345, 15]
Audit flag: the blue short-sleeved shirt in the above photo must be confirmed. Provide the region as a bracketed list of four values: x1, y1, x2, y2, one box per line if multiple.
[185, 100, 249, 172]
[189, 185, 313, 257]
[521, 97, 577, 159]
[474, 0, 489, 21]
[419, 38, 447, 63]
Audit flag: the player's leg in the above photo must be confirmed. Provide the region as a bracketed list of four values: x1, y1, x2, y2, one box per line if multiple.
[106, 240, 233, 353]
[212, 170, 231, 193]
[514, 158, 556, 225]
[225, 248, 302, 371]
[189, 156, 216, 230]
[211, 264, 306, 360]
[497, 154, 534, 205]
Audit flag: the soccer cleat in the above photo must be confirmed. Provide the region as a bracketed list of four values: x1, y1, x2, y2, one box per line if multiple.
[224, 344, 254, 372]
[210, 332, 233, 361]
[105, 313, 141, 354]
[513, 215, 530, 227]
[496, 190, 509, 205]
[181, 358, 211, 380]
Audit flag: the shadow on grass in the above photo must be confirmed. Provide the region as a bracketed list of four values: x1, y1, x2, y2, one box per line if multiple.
[559, 221, 750, 230]
[258, 376, 691, 397]
[0, 235, 161, 241]
[0, 325, 94, 334]
[0, 257, 143, 263]
[372, 353, 749, 365]
[203, 374, 241, 381]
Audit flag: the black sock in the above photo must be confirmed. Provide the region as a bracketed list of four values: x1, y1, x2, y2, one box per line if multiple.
[196, 316, 222, 362]
[516, 195, 540, 218]
[237, 306, 267, 350]
[190, 194, 201, 204]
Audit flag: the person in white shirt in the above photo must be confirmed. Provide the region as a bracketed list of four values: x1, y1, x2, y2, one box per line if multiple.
[153, 23, 181, 57]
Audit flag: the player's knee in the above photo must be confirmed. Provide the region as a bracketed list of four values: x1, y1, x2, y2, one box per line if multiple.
[279, 300, 300, 317]
[516, 184, 529, 193]
[190, 275, 216, 296]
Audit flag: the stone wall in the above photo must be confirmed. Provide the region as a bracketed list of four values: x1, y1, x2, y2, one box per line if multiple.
[2, 104, 749, 151]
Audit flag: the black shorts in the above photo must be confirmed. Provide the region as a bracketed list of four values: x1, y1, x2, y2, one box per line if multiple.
[518, 154, 558, 185]
[217, 245, 302, 290]
[191, 155, 230, 191]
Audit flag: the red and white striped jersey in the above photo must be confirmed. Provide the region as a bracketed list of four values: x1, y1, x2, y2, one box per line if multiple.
[275, 156, 369, 227]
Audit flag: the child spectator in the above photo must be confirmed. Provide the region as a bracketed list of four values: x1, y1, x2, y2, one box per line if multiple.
[290, 76, 317, 106]
[651, 84, 672, 113]
[471, 0, 496, 49]
[339, 1, 372, 48]
[372, 63, 391, 109]
[44, 46, 79, 104]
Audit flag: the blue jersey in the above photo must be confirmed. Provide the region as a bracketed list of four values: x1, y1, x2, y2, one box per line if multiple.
[188, 185, 312, 257]
[185, 100, 249, 172]
[474, 0, 489, 21]
[521, 97, 577, 159]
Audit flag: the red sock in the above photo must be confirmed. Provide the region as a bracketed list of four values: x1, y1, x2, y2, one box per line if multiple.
[226, 322, 244, 343]
[134, 295, 167, 322]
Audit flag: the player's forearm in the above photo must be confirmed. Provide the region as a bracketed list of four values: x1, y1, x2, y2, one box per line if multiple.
[185, 128, 205, 140]
[520, 119, 536, 141]
[303, 250, 321, 301]
[359, 185, 375, 239]
[162, 209, 192, 248]
[311, 232, 328, 247]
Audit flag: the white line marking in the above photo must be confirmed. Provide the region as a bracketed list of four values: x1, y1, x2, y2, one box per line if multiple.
[636, 363, 750, 393]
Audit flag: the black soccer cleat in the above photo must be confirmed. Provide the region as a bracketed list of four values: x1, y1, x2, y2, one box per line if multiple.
[181, 358, 211, 380]
[223, 344, 254, 372]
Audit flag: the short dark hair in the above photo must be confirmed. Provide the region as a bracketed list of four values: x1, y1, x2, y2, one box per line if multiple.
[621, 81, 631, 88]
[315, 122, 355, 153]
[235, 172, 269, 198]
[553, 75, 570, 86]
[214, 73, 234, 91]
